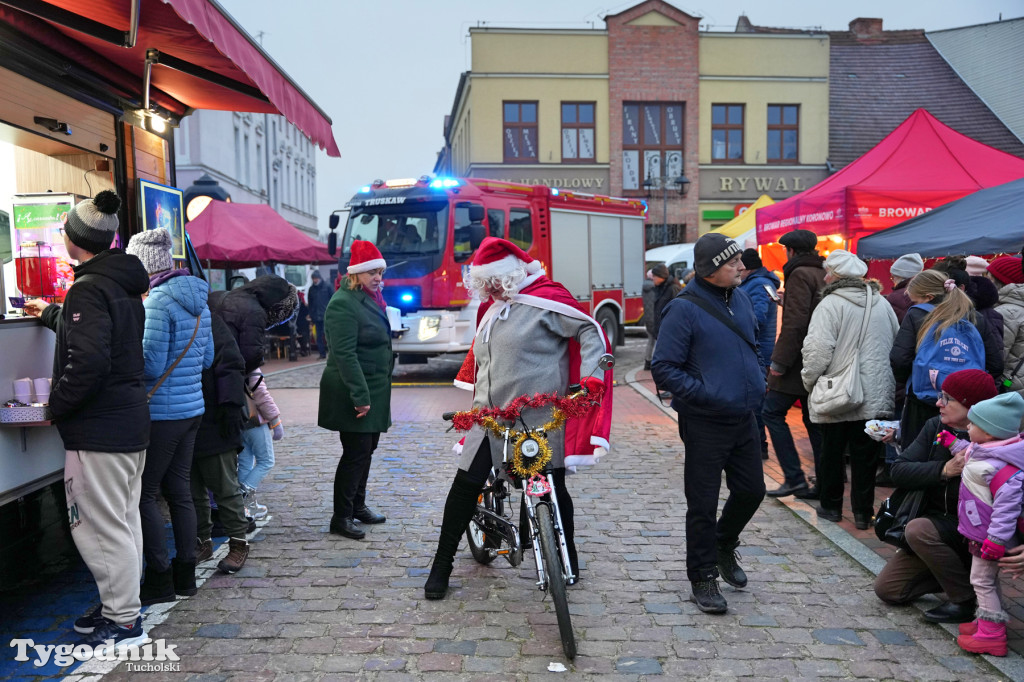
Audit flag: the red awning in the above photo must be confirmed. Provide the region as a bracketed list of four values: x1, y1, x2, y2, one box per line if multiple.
[2, 0, 339, 156]
[186, 200, 334, 267]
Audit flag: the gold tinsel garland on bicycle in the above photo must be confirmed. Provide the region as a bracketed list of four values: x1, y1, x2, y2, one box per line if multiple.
[473, 410, 567, 477]
[449, 391, 593, 478]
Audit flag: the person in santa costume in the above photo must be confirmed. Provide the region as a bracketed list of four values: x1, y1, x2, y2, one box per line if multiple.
[424, 237, 612, 600]
[318, 241, 392, 540]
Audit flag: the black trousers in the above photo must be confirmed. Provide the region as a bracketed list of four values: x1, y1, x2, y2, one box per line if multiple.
[334, 431, 380, 517]
[818, 420, 880, 517]
[141, 416, 202, 569]
[679, 411, 766, 582]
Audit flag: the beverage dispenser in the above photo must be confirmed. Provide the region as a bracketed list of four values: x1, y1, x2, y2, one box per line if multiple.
[15, 241, 57, 297]
[8, 194, 78, 307]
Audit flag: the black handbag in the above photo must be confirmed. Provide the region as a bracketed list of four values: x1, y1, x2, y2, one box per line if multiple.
[874, 487, 926, 552]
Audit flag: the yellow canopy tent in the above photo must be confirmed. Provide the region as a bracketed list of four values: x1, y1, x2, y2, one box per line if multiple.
[709, 195, 786, 273]
[709, 194, 774, 241]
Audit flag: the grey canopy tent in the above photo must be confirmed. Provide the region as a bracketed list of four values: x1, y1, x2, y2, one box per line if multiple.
[857, 177, 1024, 259]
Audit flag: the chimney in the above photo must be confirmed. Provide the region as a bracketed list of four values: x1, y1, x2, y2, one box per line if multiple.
[849, 17, 883, 38]
[735, 15, 754, 33]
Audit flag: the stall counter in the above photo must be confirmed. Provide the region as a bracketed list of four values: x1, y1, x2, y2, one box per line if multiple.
[0, 316, 63, 506]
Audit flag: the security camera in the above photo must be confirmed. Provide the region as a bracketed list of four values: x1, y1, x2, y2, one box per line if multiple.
[33, 116, 72, 135]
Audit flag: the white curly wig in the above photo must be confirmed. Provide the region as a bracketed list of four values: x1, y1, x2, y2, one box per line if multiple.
[465, 254, 543, 301]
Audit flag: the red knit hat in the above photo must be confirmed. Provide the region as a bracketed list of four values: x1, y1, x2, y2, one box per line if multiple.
[470, 237, 543, 279]
[987, 255, 1024, 285]
[347, 240, 386, 274]
[941, 369, 997, 409]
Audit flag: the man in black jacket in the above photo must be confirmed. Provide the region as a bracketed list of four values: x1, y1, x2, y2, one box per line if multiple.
[652, 233, 767, 615]
[307, 271, 332, 359]
[24, 191, 150, 657]
[191, 292, 251, 575]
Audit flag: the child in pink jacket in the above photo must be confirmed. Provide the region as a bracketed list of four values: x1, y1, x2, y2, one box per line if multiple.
[937, 391, 1024, 657]
[237, 368, 283, 518]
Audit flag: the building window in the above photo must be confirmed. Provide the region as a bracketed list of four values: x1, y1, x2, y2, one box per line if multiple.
[243, 134, 250, 186]
[233, 126, 241, 179]
[767, 104, 799, 163]
[256, 142, 262, 191]
[711, 104, 744, 163]
[561, 102, 595, 162]
[622, 103, 684, 191]
[503, 101, 538, 163]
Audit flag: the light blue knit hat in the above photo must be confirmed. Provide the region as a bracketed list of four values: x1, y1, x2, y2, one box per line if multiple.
[968, 393, 1024, 440]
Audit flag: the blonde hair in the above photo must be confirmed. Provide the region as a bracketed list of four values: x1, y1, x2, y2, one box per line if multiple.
[908, 269, 976, 349]
[346, 274, 360, 290]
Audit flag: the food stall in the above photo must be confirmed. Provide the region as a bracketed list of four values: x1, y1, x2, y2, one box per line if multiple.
[0, 0, 339, 579]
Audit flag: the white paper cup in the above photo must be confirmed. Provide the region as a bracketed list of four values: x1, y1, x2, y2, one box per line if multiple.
[33, 378, 51, 403]
[13, 378, 32, 403]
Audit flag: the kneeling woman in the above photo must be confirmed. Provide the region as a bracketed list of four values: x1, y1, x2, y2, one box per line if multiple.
[424, 237, 611, 600]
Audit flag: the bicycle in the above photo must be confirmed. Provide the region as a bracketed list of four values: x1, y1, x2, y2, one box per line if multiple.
[441, 354, 612, 660]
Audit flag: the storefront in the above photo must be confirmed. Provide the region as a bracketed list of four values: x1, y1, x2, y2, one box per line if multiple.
[0, 0, 338, 582]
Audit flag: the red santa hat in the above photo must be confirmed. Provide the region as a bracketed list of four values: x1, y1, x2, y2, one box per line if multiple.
[347, 240, 387, 274]
[470, 237, 543, 279]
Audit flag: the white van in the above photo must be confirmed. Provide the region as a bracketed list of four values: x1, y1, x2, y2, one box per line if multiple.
[645, 242, 695, 282]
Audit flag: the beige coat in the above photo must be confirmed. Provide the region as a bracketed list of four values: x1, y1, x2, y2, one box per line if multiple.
[996, 283, 1024, 393]
[801, 278, 899, 424]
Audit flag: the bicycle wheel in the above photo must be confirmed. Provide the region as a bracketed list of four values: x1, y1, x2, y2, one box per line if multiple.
[466, 485, 500, 565]
[536, 503, 576, 659]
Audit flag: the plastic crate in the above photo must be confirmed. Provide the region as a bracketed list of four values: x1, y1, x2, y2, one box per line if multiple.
[0, 405, 51, 423]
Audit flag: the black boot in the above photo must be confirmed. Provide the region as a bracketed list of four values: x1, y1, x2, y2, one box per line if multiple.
[717, 541, 747, 589]
[424, 472, 482, 600]
[171, 558, 197, 597]
[690, 578, 727, 614]
[139, 564, 176, 606]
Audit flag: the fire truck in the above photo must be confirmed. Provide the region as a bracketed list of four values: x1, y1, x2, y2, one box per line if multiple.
[334, 176, 647, 360]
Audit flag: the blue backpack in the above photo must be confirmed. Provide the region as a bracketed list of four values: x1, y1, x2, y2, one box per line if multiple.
[910, 303, 985, 401]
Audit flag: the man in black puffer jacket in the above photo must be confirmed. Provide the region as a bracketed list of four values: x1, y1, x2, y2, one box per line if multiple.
[25, 191, 150, 654]
[216, 275, 299, 372]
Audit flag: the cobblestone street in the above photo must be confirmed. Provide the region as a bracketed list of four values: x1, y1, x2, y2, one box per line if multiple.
[56, 357, 1008, 680]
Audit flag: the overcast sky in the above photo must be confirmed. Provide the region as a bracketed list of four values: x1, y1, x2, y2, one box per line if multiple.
[216, 0, 1019, 236]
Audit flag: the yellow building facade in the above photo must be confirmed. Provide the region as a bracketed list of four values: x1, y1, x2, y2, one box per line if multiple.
[697, 33, 831, 236]
[437, 3, 833, 246]
[445, 28, 614, 193]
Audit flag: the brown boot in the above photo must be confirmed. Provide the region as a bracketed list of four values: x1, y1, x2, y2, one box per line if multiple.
[196, 538, 214, 564]
[217, 538, 249, 574]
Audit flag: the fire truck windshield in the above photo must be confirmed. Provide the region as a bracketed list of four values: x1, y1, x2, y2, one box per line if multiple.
[343, 203, 449, 256]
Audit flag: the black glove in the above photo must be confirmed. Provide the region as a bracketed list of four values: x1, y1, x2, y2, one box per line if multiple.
[217, 405, 244, 439]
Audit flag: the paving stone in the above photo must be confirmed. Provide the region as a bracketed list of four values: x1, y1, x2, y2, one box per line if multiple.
[872, 629, 916, 646]
[812, 627, 866, 646]
[615, 656, 662, 674]
[195, 624, 241, 638]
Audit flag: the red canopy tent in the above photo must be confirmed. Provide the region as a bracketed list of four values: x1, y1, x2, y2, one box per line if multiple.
[756, 109, 1024, 248]
[185, 201, 334, 268]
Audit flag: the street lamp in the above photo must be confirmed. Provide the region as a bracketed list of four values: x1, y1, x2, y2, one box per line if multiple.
[183, 173, 231, 222]
[643, 173, 690, 246]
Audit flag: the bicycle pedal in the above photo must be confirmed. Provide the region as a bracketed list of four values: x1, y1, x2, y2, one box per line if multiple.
[496, 549, 511, 556]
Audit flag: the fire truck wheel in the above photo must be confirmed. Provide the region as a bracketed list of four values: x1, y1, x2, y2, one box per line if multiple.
[595, 308, 618, 348]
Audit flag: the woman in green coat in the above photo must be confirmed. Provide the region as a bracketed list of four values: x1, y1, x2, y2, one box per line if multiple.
[318, 241, 393, 539]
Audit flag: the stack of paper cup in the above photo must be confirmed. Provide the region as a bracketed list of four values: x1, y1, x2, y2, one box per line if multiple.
[33, 378, 51, 405]
[13, 378, 32, 404]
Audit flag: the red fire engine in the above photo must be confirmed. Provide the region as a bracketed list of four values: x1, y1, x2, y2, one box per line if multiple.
[335, 176, 647, 359]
